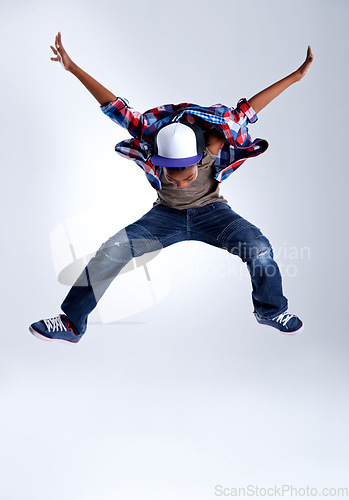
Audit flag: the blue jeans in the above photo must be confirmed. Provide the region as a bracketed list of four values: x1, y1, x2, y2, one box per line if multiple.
[61, 201, 288, 334]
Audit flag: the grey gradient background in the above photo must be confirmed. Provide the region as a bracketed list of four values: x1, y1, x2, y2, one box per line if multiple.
[1, 0, 349, 498]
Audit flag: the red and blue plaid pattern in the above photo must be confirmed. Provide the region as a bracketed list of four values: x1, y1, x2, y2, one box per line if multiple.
[100, 97, 269, 190]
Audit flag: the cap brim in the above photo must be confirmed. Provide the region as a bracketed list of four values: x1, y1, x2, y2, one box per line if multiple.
[151, 153, 203, 168]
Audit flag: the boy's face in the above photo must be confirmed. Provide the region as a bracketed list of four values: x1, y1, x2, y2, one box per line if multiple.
[163, 164, 198, 190]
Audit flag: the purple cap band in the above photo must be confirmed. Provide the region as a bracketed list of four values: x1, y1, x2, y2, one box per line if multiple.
[151, 153, 203, 168]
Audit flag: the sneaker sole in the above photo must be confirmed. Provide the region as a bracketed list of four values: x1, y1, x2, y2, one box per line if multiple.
[276, 323, 304, 335]
[255, 318, 305, 335]
[29, 326, 80, 344]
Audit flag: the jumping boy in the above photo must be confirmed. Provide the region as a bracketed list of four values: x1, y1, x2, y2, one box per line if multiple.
[29, 32, 314, 343]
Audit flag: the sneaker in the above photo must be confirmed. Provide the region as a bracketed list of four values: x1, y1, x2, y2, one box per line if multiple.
[29, 314, 83, 343]
[253, 310, 304, 334]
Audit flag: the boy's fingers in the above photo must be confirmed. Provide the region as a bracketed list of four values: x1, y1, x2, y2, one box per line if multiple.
[53, 32, 64, 53]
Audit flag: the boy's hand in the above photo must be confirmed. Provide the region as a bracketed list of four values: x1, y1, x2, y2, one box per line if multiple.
[294, 45, 314, 81]
[50, 32, 73, 71]
[248, 46, 314, 113]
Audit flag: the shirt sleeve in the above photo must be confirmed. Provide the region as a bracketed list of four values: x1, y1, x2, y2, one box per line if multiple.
[100, 97, 144, 139]
[231, 98, 258, 126]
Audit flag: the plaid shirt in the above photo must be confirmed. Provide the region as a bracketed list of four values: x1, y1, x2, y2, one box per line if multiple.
[100, 97, 269, 191]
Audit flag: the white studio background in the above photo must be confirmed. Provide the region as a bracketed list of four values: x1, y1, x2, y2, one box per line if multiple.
[1, 0, 349, 499]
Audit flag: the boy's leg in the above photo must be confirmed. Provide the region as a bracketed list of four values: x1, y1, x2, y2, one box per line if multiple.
[189, 202, 288, 319]
[60, 204, 188, 335]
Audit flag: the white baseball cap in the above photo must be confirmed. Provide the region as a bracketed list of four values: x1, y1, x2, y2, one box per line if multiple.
[151, 122, 205, 168]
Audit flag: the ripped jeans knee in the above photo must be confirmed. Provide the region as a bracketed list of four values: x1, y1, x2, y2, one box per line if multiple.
[97, 224, 161, 262]
[230, 233, 273, 262]
[246, 240, 279, 279]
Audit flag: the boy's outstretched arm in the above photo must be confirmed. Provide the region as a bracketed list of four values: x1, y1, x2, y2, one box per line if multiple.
[248, 46, 314, 114]
[50, 32, 117, 106]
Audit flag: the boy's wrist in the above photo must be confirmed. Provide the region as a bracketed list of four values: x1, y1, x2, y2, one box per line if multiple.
[67, 60, 77, 73]
[291, 70, 302, 83]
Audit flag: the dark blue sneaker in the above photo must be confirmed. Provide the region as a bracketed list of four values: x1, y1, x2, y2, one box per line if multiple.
[253, 310, 304, 334]
[29, 314, 83, 343]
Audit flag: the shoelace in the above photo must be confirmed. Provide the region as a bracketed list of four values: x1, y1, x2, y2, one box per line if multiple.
[43, 315, 67, 332]
[272, 312, 295, 326]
